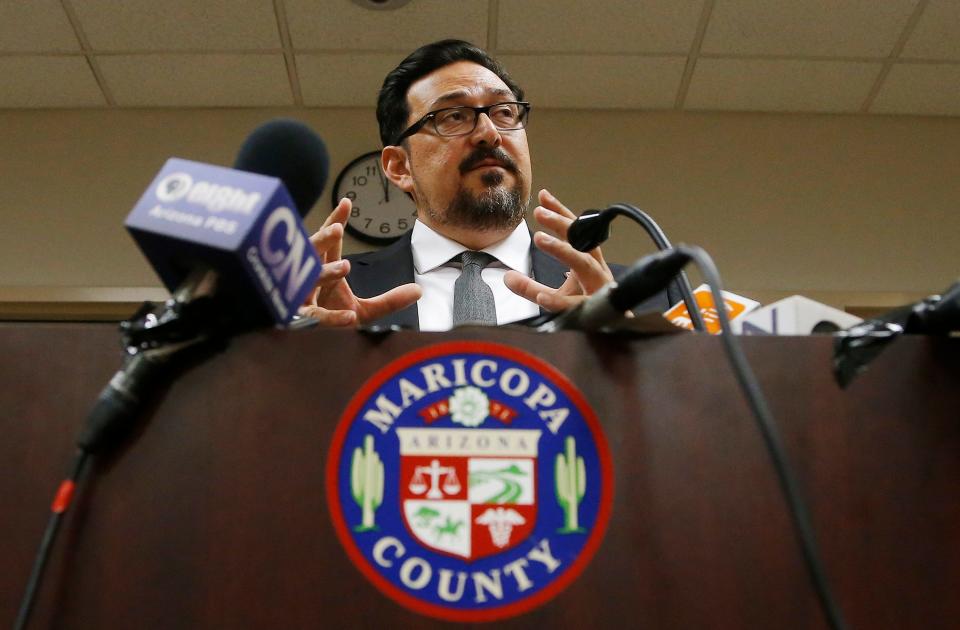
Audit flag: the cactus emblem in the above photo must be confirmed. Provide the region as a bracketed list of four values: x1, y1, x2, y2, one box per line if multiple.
[350, 434, 384, 531]
[554, 435, 586, 533]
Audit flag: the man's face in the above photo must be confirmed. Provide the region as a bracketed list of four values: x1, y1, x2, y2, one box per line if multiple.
[399, 61, 532, 234]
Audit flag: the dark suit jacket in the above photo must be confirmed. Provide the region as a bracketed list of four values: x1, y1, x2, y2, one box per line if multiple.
[345, 231, 678, 330]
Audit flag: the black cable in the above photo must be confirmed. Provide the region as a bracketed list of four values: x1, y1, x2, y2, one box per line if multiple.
[605, 204, 706, 332]
[677, 244, 848, 630]
[14, 450, 90, 630]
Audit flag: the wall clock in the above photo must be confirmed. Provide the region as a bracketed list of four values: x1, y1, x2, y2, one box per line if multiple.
[332, 151, 417, 245]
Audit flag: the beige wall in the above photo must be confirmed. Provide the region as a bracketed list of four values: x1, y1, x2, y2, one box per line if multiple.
[1, 108, 958, 310]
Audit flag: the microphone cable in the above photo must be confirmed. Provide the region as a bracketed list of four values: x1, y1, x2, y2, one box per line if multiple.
[630, 244, 849, 630]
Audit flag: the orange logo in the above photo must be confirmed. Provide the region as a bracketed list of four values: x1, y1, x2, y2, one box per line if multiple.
[664, 285, 759, 334]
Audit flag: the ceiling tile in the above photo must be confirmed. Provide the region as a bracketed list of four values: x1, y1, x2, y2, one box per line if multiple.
[97, 54, 292, 107]
[871, 63, 960, 116]
[901, 1, 960, 60]
[285, 0, 487, 51]
[0, 56, 104, 107]
[498, 0, 703, 54]
[71, 0, 280, 51]
[297, 53, 404, 106]
[685, 59, 881, 112]
[0, 0, 80, 52]
[702, 0, 917, 57]
[499, 55, 686, 109]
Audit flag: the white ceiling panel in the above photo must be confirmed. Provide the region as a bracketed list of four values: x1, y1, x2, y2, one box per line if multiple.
[901, 1, 960, 60]
[686, 59, 881, 113]
[0, 0, 80, 52]
[297, 52, 403, 106]
[71, 0, 281, 51]
[98, 54, 292, 107]
[702, 0, 917, 58]
[498, 0, 703, 54]
[872, 63, 960, 116]
[284, 0, 487, 51]
[0, 56, 104, 107]
[500, 55, 686, 109]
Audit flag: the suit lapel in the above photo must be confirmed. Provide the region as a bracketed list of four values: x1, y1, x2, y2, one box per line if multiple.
[530, 244, 568, 314]
[345, 232, 420, 330]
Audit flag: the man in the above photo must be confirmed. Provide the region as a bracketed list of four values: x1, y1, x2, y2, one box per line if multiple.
[299, 40, 667, 329]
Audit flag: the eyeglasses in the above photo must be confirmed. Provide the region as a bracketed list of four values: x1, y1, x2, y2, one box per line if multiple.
[393, 101, 531, 145]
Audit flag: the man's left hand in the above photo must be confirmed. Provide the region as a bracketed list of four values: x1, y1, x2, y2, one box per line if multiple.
[504, 188, 614, 311]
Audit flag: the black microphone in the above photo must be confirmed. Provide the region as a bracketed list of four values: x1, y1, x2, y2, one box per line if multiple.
[82, 119, 330, 453]
[234, 118, 329, 216]
[547, 248, 692, 331]
[834, 280, 960, 388]
[567, 203, 706, 331]
[905, 280, 960, 334]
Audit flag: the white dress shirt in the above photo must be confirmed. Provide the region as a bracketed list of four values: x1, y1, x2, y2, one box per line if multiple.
[410, 220, 541, 331]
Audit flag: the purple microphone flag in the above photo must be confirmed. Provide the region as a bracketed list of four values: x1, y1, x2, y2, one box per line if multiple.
[126, 158, 321, 325]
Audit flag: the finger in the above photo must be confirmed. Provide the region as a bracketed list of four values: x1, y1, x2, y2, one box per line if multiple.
[538, 188, 577, 220]
[297, 305, 357, 327]
[505, 271, 583, 312]
[328, 198, 351, 261]
[308, 223, 344, 262]
[536, 189, 579, 239]
[533, 205, 574, 241]
[537, 291, 588, 313]
[533, 232, 612, 294]
[503, 270, 554, 304]
[322, 197, 351, 229]
[357, 283, 422, 323]
[315, 259, 350, 288]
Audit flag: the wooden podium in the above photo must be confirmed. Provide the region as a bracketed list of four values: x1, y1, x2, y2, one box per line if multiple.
[3, 323, 959, 628]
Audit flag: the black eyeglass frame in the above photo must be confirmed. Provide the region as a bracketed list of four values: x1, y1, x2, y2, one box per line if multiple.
[392, 101, 531, 146]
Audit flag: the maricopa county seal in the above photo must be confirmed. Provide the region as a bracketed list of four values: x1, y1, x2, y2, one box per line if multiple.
[326, 342, 613, 622]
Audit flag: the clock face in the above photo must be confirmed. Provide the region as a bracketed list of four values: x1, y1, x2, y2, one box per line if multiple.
[333, 151, 418, 245]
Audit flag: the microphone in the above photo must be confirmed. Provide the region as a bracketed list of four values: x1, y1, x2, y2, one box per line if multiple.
[546, 248, 691, 331]
[904, 280, 960, 335]
[834, 280, 959, 388]
[567, 204, 706, 331]
[125, 118, 328, 332]
[79, 119, 329, 452]
[16, 121, 332, 630]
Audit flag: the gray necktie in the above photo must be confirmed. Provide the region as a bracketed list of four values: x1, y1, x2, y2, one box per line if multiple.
[453, 251, 498, 326]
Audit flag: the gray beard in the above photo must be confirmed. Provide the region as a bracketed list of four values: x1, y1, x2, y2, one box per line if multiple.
[423, 170, 528, 232]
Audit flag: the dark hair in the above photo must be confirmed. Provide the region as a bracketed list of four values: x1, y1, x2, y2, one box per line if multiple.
[376, 39, 524, 147]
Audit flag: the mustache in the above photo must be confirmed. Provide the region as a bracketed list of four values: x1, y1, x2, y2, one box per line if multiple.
[459, 147, 519, 174]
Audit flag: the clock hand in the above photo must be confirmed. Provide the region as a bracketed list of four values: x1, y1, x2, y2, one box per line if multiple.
[377, 164, 390, 203]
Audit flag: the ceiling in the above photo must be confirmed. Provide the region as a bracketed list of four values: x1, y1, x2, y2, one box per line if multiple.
[1, 0, 958, 116]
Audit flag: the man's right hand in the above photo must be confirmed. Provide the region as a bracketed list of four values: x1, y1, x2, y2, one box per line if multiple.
[298, 197, 421, 327]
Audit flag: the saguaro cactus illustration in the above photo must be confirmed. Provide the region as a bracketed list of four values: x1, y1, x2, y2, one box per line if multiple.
[554, 435, 586, 533]
[351, 434, 384, 531]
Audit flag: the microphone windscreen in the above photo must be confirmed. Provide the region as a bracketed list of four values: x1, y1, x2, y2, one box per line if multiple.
[567, 209, 612, 252]
[233, 119, 329, 217]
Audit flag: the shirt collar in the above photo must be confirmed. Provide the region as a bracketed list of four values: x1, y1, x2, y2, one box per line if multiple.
[411, 220, 532, 274]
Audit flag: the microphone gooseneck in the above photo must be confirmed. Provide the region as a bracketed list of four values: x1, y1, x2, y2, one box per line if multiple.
[567, 204, 706, 331]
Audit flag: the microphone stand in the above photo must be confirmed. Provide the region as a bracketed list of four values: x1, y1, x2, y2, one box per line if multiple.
[15, 269, 228, 630]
